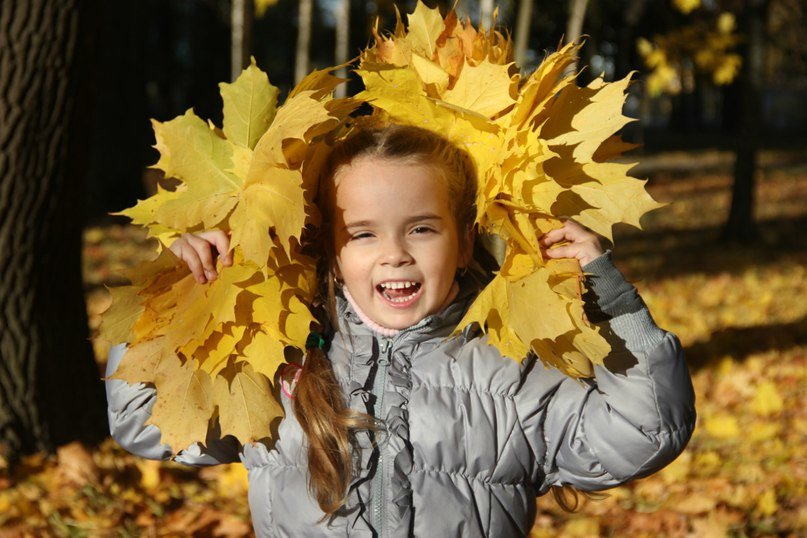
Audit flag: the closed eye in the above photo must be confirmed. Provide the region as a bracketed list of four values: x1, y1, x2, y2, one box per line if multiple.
[350, 232, 374, 241]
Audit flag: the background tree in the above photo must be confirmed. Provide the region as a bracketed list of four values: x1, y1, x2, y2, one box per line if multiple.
[514, 0, 533, 66]
[295, 0, 313, 83]
[724, 0, 768, 241]
[231, 0, 255, 81]
[0, 0, 107, 463]
[334, 0, 351, 98]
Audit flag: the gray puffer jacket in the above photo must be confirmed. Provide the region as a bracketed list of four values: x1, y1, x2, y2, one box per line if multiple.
[106, 253, 696, 537]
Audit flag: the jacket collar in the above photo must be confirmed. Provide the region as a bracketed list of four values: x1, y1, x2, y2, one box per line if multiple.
[334, 278, 479, 343]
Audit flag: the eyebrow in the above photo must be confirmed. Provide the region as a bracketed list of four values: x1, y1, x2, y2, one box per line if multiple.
[342, 214, 443, 231]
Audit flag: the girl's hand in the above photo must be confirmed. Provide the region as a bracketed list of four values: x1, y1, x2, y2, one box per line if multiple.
[540, 220, 605, 268]
[169, 230, 232, 284]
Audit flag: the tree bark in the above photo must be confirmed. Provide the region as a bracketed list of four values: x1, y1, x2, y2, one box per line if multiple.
[565, 0, 590, 73]
[724, 0, 768, 242]
[334, 0, 350, 98]
[0, 0, 106, 463]
[230, 0, 254, 81]
[480, 0, 494, 28]
[513, 0, 533, 68]
[295, 0, 313, 84]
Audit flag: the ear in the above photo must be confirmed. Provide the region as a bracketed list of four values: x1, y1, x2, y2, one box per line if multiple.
[458, 225, 475, 268]
[331, 259, 343, 283]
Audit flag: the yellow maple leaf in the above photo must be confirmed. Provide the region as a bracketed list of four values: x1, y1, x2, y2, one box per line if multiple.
[125, 111, 242, 232]
[230, 167, 306, 266]
[101, 61, 344, 451]
[406, 0, 444, 59]
[411, 53, 449, 92]
[98, 286, 144, 345]
[147, 355, 214, 451]
[198, 324, 247, 376]
[359, 1, 661, 375]
[219, 57, 279, 150]
[238, 328, 287, 381]
[213, 363, 283, 444]
[441, 58, 516, 118]
[248, 90, 340, 174]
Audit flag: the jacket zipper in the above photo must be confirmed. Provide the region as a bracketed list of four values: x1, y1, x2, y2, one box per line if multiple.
[371, 338, 392, 537]
[369, 321, 428, 537]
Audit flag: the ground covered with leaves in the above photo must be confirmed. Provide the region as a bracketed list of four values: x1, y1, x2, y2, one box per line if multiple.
[1, 151, 805, 537]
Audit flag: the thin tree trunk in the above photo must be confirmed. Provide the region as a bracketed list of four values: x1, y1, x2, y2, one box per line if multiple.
[565, 0, 589, 72]
[0, 0, 106, 463]
[724, 0, 767, 242]
[480, 0, 494, 28]
[334, 0, 350, 98]
[231, 0, 254, 80]
[514, 0, 533, 67]
[295, 0, 313, 84]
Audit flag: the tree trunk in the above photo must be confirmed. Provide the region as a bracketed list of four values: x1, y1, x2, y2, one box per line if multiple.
[230, 0, 254, 81]
[480, 0, 494, 28]
[565, 0, 590, 73]
[295, 0, 313, 84]
[334, 0, 350, 98]
[724, 0, 767, 242]
[0, 0, 106, 463]
[513, 0, 533, 68]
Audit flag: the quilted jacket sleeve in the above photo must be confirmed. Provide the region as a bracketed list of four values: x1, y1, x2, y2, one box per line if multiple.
[515, 251, 696, 492]
[105, 344, 241, 465]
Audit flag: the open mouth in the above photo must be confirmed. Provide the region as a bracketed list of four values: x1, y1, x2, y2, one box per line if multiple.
[376, 281, 422, 304]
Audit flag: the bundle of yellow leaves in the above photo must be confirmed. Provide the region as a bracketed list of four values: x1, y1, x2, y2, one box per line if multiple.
[100, 63, 354, 450]
[100, 1, 661, 452]
[358, 2, 660, 377]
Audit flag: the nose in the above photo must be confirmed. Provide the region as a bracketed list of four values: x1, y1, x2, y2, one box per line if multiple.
[381, 236, 413, 267]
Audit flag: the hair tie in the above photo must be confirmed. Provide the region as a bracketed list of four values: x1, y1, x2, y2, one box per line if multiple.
[306, 331, 327, 351]
[280, 363, 303, 399]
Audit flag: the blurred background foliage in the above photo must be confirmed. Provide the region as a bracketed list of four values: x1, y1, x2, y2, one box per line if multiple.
[1, 0, 805, 536]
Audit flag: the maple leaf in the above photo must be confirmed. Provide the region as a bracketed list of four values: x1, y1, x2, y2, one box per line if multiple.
[219, 58, 279, 150]
[441, 58, 516, 118]
[405, 0, 445, 59]
[213, 363, 283, 444]
[359, 1, 662, 376]
[147, 355, 215, 451]
[229, 167, 306, 267]
[100, 61, 346, 452]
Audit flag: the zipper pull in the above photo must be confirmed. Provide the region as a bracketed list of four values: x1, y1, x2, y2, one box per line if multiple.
[378, 339, 391, 365]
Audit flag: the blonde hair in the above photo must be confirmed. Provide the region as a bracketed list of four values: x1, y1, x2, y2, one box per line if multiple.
[292, 124, 480, 516]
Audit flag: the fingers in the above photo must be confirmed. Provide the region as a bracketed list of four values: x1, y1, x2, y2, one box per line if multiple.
[170, 230, 232, 284]
[539, 226, 570, 248]
[539, 220, 605, 267]
[542, 243, 577, 260]
[199, 230, 232, 266]
[188, 234, 220, 282]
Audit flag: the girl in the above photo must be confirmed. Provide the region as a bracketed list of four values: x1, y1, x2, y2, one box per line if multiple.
[107, 125, 696, 537]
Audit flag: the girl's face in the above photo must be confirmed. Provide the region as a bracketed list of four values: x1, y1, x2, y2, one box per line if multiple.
[332, 156, 470, 330]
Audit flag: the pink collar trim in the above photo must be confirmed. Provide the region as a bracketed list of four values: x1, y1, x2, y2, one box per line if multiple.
[342, 287, 401, 338]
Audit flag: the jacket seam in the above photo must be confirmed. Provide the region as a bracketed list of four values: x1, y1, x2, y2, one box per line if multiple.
[244, 461, 305, 471]
[411, 465, 527, 488]
[411, 382, 515, 400]
[634, 424, 693, 471]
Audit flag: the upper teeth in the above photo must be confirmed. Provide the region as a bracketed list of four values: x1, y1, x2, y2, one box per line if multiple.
[380, 281, 417, 289]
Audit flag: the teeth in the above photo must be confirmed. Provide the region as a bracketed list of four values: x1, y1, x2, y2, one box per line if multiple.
[380, 281, 417, 290]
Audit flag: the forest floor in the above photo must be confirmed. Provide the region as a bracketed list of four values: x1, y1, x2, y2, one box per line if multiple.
[1, 151, 805, 537]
